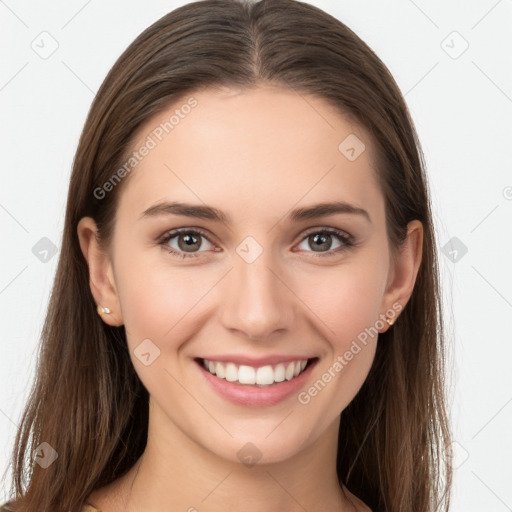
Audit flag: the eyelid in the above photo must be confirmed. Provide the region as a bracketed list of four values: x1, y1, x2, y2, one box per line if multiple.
[157, 226, 216, 245]
[157, 225, 353, 243]
[298, 225, 353, 243]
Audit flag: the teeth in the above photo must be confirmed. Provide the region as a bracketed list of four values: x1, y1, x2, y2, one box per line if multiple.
[256, 365, 274, 385]
[225, 362, 238, 382]
[215, 361, 225, 378]
[201, 358, 310, 386]
[274, 364, 285, 382]
[239, 365, 256, 384]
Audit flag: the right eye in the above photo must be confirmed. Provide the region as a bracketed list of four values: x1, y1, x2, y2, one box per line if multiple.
[158, 228, 218, 259]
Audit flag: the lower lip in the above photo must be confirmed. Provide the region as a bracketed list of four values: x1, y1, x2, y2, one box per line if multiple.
[195, 358, 318, 407]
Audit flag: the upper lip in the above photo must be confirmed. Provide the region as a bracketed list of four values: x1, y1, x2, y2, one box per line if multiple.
[196, 355, 317, 367]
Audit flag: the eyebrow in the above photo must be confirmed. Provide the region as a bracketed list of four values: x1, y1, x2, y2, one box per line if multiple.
[140, 200, 371, 224]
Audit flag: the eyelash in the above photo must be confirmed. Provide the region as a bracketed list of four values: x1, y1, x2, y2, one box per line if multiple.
[157, 227, 355, 260]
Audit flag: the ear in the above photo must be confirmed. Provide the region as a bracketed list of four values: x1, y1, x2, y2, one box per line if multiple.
[379, 220, 423, 332]
[77, 217, 124, 326]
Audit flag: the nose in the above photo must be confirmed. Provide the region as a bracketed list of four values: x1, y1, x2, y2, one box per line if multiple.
[219, 251, 295, 341]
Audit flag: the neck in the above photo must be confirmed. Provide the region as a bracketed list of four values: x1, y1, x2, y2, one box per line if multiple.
[90, 399, 357, 512]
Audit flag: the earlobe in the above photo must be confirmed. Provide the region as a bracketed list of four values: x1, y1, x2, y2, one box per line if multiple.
[77, 217, 123, 326]
[379, 220, 423, 332]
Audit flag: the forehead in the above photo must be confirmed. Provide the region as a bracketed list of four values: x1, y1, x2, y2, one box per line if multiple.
[117, 86, 383, 225]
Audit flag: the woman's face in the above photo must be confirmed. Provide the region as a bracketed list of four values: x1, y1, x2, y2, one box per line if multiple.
[87, 85, 417, 465]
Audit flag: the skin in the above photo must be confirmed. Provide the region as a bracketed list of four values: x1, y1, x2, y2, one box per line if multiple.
[78, 85, 423, 512]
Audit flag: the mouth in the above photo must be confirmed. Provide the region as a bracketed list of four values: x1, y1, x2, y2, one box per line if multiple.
[194, 357, 319, 388]
[194, 355, 319, 406]
[194, 357, 318, 388]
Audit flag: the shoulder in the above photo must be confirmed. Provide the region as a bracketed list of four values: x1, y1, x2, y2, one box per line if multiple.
[0, 502, 101, 512]
[342, 486, 373, 512]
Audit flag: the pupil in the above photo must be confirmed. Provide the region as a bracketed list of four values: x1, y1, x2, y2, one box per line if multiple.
[179, 233, 200, 252]
[311, 233, 331, 251]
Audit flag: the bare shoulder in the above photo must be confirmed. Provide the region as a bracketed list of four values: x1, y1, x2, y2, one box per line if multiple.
[0, 502, 101, 512]
[86, 477, 128, 512]
[82, 505, 102, 512]
[85, 487, 114, 512]
[342, 485, 373, 512]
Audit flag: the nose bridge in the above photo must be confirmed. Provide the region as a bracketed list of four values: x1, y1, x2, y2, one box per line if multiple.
[220, 246, 294, 340]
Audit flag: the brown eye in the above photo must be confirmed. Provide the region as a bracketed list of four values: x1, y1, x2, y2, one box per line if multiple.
[177, 232, 203, 252]
[307, 233, 334, 252]
[296, 228, 354, 257]
[160, 229, 215, 258]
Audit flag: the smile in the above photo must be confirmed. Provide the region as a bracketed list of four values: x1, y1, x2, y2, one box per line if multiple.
[201, 358, 310, 387]
[194, 356, 319, 407]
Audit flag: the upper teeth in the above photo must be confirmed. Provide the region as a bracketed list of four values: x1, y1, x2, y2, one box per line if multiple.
[202, 359, 308, 386]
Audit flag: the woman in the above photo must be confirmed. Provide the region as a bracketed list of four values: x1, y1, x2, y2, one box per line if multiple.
[1, 0, 452, 510]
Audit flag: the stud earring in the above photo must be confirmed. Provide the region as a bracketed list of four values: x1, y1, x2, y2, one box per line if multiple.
[97, 305, 111, 316]
[385, 315, 396, 326]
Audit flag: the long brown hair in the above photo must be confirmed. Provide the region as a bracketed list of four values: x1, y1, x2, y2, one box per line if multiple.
[3, 1, 452, 510]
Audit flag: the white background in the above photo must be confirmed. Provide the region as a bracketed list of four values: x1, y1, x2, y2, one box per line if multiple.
[1, 0, 511, 510]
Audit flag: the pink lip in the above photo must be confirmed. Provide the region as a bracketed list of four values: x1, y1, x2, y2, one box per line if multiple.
[197, 354, 315, 367]
[195, 358, 318, 407]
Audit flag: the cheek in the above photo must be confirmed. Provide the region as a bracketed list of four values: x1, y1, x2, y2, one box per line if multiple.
[295, 258, 387, 344]
[114, 256, 217, 403]
[290, 257, 386, 411]
[114, 249, 209, 345]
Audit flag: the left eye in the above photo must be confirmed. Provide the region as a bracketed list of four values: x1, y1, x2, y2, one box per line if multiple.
[295, 229, 353, 256]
